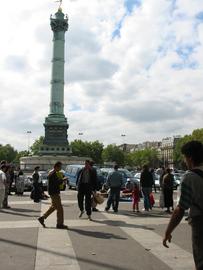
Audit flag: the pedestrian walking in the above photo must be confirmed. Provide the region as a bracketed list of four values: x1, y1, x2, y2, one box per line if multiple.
[0, 164, 7, 209]
[162, 168, 174, 213]
[8, 165, 15, 195]
[77, 160, 97, 220]
[38, 161, 68, 229]
[140, 165, 153, 211]
[15, 168, 25, 195]
[105, 165, 123, 213]
[2, 165, 11, 208]
[31, 166, 42, 203]
[132, 181, 140, 212]
[150, 168, 157, 193]
[163, 140, 203, 270]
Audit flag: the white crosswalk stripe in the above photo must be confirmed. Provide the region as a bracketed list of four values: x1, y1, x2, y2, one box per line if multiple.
[34, 201, 80, 270]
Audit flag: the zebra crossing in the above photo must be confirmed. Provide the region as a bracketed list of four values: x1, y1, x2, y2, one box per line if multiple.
[0, 191, 195, 270]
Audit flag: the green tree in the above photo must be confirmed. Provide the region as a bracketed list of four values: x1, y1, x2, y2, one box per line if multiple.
[14, 150, 29, 163]
[173, 128, 203, 168]
[102, 145, 125, 166]
[0, 144, 18, 162]
[89, 141, 104, 164]
[30, 136, 44, 155]
[127, 148, 160, 168]
[70, 140, 104, 163]
[173, 135, 192, 167]
[191, 128, 203, 143]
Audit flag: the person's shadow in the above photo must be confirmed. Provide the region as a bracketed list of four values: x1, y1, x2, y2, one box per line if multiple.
[92, 219, 154, 231]
[69, 228, 127, 240]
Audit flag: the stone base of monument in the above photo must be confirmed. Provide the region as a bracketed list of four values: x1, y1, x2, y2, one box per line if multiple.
[20, 155, 88, 172]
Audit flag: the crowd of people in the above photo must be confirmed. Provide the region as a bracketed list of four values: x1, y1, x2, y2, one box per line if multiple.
[0, 161, 25, 209]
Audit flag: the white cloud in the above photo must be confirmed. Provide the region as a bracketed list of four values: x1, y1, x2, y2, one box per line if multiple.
[0, 0, 203, 150]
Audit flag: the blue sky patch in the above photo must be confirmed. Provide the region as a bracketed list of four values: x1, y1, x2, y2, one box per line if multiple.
[112, 0, 142, 39]
[5, 55, 28, 72]
[176, 45, 194, 59]
[70, 104, 81, 112]
[196, 11, 203, 21]
[171, 61, 198, 70]
[124, 0, 141, 14]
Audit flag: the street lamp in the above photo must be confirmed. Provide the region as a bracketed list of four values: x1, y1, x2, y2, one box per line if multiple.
[26, 131, 32, 153]
[121, 134, 126, 142]
[78, 132, 83, 140]
[121, 134, 126, 150]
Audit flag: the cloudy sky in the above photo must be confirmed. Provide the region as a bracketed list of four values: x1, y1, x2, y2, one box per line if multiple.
[0, 0, 203, 150]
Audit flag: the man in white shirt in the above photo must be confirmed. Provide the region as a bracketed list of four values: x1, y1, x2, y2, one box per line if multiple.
[0, 165, 7, 208]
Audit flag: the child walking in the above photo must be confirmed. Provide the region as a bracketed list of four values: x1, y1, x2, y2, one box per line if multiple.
[132, 181, 140, 212]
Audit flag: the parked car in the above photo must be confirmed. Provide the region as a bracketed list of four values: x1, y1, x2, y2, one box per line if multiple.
[173, 173, 183, 189]
[65, 164, 83, 189]
[134, 172, 160, 190]
[101, 168, 137, 189]
[38, 171, 49, 191]
[24, 176, 33, 191]
[95, 168, 106, 190]
[10, 173, 32, 193]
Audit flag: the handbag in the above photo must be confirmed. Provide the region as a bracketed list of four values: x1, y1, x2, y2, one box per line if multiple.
[93, 192, 104, 204]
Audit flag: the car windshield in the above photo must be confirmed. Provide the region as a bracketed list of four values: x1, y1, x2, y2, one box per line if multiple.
[96, 169, 103, 176]
[119, 170, 133, 178]
[40, 173, 48, 179]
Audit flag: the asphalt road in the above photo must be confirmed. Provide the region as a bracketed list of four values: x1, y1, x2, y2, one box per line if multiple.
[0, 190, 195, 270]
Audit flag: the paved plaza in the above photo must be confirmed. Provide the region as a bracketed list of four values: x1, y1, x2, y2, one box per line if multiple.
[0, 190, 195, 270]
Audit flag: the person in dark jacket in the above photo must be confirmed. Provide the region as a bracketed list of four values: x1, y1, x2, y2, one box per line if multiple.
[140, 165, 153, 211]
[38, 162, 68, 229]
[105, 165, 123, 213]
[77, 160, 97, 220]
[162, 168, 174, 213]
[31, 166, 42, 203]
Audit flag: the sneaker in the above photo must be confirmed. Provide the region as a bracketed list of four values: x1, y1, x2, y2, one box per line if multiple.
[79, 210, 84, 218]
[38, 217, 46, 228]
[56, 224, 68, 229]
[87, 216, 92, 221]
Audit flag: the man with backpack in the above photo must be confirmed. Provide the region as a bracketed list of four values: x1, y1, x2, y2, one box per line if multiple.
[163, 141, 203, 270]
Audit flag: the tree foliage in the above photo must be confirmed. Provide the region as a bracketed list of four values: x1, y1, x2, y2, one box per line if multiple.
[102, 145, 125, 166]
[127, 148, 160, 168]
[173, 128, 203, 168]
[30, 136, 44, 155]
[70, 140, 104, 164]
[0, 144, 18, 162]
[14, 150, 29, 163]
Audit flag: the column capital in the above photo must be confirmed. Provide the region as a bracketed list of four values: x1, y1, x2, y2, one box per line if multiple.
[50, 11, 68, 32]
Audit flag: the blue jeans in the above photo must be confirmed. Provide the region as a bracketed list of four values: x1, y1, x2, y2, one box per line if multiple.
[142, 187, 151, 210]
[106, 187, 120, 211]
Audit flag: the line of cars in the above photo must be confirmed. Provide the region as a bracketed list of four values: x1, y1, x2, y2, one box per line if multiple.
[12, 166, 184, 194]
[64, 166, 184, 191]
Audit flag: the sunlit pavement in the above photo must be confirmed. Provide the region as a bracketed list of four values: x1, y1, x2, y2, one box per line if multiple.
[0, 190, 194, 270]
